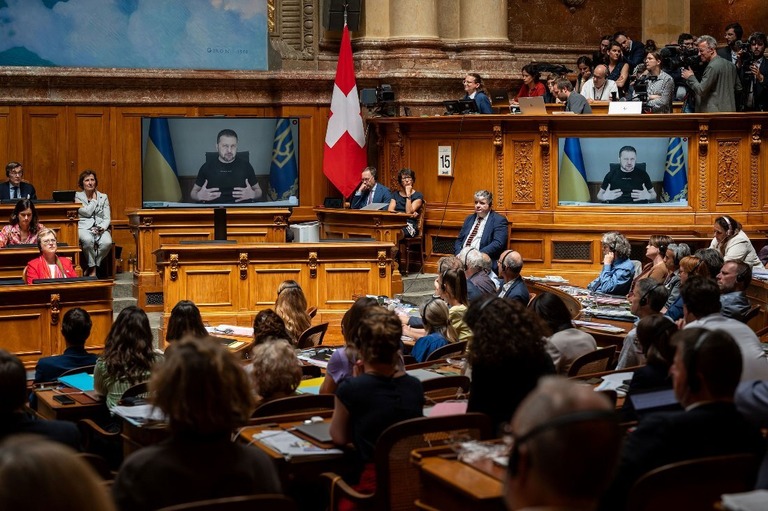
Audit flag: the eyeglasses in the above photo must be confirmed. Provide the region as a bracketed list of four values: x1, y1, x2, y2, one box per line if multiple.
[463, 80, 477, 85]
[8, 170, 23, 176]
[41, 239, 57, 245]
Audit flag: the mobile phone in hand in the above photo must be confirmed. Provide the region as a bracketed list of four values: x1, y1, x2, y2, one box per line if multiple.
[53, 394, 76, 405]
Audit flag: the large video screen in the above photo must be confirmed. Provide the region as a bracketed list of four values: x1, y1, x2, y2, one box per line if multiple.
[557, 137, 689, 207]
[141, 117, 299, 208]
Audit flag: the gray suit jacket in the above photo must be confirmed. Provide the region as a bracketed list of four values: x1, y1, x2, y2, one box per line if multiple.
[686, 55, 742, 112]
[75, 191, 111, 231]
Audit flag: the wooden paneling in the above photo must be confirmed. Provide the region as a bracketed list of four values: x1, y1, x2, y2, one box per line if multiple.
[23, 108, 67, 197]
[68, 107, 111, 195]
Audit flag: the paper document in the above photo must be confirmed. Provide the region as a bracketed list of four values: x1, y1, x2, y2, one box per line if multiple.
[254, 430, 342, 457]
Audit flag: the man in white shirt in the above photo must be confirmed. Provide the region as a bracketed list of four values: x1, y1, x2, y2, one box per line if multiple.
[580, 65, 619, 103]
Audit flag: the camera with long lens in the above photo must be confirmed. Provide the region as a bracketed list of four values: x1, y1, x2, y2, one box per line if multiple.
[631, 74, 657, 102]
[360, 84, 398, 117]
[734, 40, 754, 70]
[659, 44, 700, 69]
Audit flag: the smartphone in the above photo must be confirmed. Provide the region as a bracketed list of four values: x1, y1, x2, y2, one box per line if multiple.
[52, 394, 76, 405]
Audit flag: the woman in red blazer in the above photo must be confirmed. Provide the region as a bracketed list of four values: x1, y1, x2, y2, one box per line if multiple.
[25, 228, 77, 284]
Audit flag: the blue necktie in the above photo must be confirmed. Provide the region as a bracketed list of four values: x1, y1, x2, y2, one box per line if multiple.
[12, 186, 19, 199]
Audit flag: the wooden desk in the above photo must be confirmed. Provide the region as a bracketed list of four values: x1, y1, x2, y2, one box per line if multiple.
[128, 208, 291, 311]
[0, 280, 113, 369]
[0, 202, 79, 247]
[35, 388, 105, 422]
[154, 241, 393, 335]
[0, 245, 82, 278]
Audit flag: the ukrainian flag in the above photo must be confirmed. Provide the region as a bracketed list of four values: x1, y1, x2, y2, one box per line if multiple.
[143, 118, 182, 202]
[268, 119, 299, 201]
[559, 138, 591, 202]
[662, 137, 688, 202]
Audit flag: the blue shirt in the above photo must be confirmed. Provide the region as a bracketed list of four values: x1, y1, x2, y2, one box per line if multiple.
[587, 257, 634, 296]
[411, 333, 450, 363]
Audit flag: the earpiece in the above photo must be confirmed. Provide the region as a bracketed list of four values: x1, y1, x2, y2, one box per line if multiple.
[736, 266, 749, 283]
[722, 216, 733, 236]
[277, 282, 300, 297]
[463, 248, 478, 270]
[638, 283, 661, 307]
[500, 251, 513, 271]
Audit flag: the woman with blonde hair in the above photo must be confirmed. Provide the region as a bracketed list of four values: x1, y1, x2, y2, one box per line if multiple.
[410, 298, 458, 362]
[251, 339, 303, 403]
[665, 255, 710, 321]
[274, 280, 311, 343]
[437, 268, 472, 342]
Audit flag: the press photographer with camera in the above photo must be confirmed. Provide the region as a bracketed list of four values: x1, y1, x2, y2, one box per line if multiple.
[682, 35, 741, 112]
[661, 34, 700, 112]
[740, 32, 768, 112]
[639, 52, 674, 113]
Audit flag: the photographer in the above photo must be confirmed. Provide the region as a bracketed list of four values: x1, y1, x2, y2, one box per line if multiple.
[663, 34, 700, 112]
[642, 52, 674, 113]
[740, 32, 768, 112]
[682, 35, 741, 112]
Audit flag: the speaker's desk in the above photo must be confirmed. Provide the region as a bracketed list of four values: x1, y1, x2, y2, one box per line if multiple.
[0, 202, 80, 247]
[128, 208, 291, 311]
[0, 280, 113, 368]
[154, 241, 394, 336]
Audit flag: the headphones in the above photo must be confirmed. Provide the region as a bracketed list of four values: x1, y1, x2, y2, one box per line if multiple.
[500, 250, 513, 271]
[463, 248, 478, 271]
[735, 264, 750, 284]
[420, 296, 443, 325]
[277, 282, 300, 297]
[508, 410, 617, 477]
[689, 259, 703, 275]
[685, 330, 711, 393]
[638, 283, 661, 307]
[721, 216, 734, 236]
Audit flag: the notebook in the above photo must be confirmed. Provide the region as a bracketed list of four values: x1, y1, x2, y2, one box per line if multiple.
[58, 372, 95, 392]
[359, 202, 389, 211]
[294, 421, 333, 443]
[518, 96, 548, 115]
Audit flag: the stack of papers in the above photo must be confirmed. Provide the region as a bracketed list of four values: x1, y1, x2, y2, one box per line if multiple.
[112, 404, 166, 427]
[572, 320, 626, 333]
[207, 325, 254, 337]
[254, 430, 342, 457]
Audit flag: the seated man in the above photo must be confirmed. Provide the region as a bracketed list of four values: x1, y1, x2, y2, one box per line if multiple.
[600, 327, 765, 511]
[596, 146, 657, 204]
[505, 376, 622, 511]
[34, 308, 97, 384]
[190, 129, 262, 204]
[455, 190, 508, 273]
[553, 78, 592, 114]
[588, 231, 635, 296]
[616, 278, 669, 369]
[0, 349, 80, 449]
[0, 162, 36, 201]
[614, 31, 646, 70]
[350, 166, 391, 209]
[497, 250, 529, 305]
[580, 64, 619, 102]
[458, 247, 497, 302]
[717, 260, 752, 322]
[680, 276, 768, 381]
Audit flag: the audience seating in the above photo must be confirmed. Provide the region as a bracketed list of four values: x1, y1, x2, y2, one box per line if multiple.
[76, 452, 114, 481]
[425, 340, 468, 361]
[156, 494, 297, 511]
[627, 453, 760, 511]
[421, 375, 470, 403]
[322, 412, 493, 511]
[567, 345, 616, 376]
[744, 304, 761, 328]
[59, 365, 96, 377]
[306, 306, 318, 319]
[251, 393, 335, 418]
[398, 203, 426, 276]
[296, 322, 329, 349]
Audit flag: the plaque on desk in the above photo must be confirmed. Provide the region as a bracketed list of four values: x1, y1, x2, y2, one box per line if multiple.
[33, 276, 97, 285]
[359, 202, 389, 211]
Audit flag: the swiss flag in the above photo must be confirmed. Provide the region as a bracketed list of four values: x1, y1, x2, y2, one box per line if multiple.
[323, 25, 367, 198]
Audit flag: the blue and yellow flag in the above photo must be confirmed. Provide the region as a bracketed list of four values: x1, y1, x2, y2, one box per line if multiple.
[143, 118, 182, 202]
[559, 138, 591, 202]
[662, 137, 688, 202]
[268, 119, 299, 201]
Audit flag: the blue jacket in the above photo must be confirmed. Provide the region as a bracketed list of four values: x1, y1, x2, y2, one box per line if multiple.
[500, 276, 530, 305]
[587, 257, 634, 296]
[350, 183, 392, 209]
[0, 181, 37, 201]
[463, 91, 493, 114]
[34, 346, 98, 384]
[455, 210, 509, 272]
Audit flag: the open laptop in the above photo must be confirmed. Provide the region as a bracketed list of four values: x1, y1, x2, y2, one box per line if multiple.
[518, 96, 548, 115]
[52, 190, 76, 202]
[488, 89, 510, 108]
[608, 101, 643, 114]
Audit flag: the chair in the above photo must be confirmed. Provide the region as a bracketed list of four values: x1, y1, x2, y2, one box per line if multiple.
[743, 304, 761, 327]
[306, 306, 318, 319]
[421, 375, 470, 403]
[527, 292, 537, 306]
[251, 393, 335, 418]
[567, 345, 616, 377]
[322, 413, 493, 511]
[402, 354, 418, 366]
[156, 494, 296, 511]
[627, 453, 760, 511]
[296, 322, 329, 349]
[118, 381, 150, 405]
[59, 364, 96, 377]
[398, 203, 426, 276]
[425, 340, 468, 362]
[76, 452, 114, 481]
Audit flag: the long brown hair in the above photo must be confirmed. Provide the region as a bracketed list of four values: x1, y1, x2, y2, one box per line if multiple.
[275, 280, 311, 343]
[101, 306, 157, 384]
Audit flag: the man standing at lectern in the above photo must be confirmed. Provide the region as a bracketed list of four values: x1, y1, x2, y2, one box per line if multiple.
[455, 190, 508, 273]
[350, 166, 391, 209]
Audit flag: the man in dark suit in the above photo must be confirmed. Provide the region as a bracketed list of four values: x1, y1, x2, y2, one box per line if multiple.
[454, 190, 508, 273]
[717, 22, 744, 64]
[741, 32, 768, 111]
[458, 247, 497, 302]
[0, 349, 80, 449]
[614, 31, 646, 70]
[497, 249, 529, 305]
[350, 166, 392, 209]
[600, 327, 765, 511]
[34, 308, 97, 385]
[0, 162, 37, 201]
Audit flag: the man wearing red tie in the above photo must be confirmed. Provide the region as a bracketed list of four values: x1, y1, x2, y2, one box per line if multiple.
[454, 190, 508, 273]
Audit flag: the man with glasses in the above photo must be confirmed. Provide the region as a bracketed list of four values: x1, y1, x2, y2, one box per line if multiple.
[682, 35, 741, 112]
[579, 64, 619, 103]
[0, 162, 37, 201]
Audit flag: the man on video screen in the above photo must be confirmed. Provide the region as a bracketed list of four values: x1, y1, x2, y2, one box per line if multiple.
[596, 145, 657, 204]
[190, 129, 262, 203]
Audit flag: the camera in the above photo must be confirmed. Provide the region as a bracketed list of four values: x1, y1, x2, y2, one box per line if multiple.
[659, 44, 700, 69]
[360, 84, 398, 117]
[631, 74, 657, 102]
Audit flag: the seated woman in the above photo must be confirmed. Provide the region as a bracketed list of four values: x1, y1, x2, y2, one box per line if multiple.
[464, 297, 555, 434]
[587, 231, 635, 296]
[662, 242, 691, 312]
[635, 234, 673, 285]
[250, 339, 302, 404]
[252, 308, 292, 346]
[274, 280, 312, 344]
[531, 292, 597, 374]
[94, 306, 162, 409]
[511, 64, 546, 106]
[24, 228, 77, 284]
[0, 199, 45, 247]
[319, 297, 378, 395]
[410, 298, 458, 363]
[437, 268, 472, 343]
[112, 337, 281, 511]
[330, 307, 424, 490]
[711, 215, 763, 268]
[388, 168, 424, 239]
[644, 51, 674, 113]
[461, 73, 493, 114]
[76, 170, 112, 278]
[165, 300, 208, 345]
[665, 255, 710, 321]
[575, 56, 593, 94]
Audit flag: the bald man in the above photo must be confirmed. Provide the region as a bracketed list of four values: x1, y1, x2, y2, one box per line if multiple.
[498, 250, 529, 305]
[580, 64, 619, 103]
[504, 376, 622, 511]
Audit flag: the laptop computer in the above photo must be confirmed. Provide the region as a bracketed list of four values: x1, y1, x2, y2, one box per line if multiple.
[518, 96, 548, 115]
[608, 101, 643, 114]
[52, 190, 76, 203]
[488, 89, 510, 108]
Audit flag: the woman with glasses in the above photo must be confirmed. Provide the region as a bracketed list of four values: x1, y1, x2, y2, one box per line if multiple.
[1, 162, 37, 201]
[0, 199, 45, 247]
[24, 228, 77, 284]
[76, 169, 112, 278]
[643, 51, 675, 113]
[461, 73, 493, 113]
[388, 168, 423, 239]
